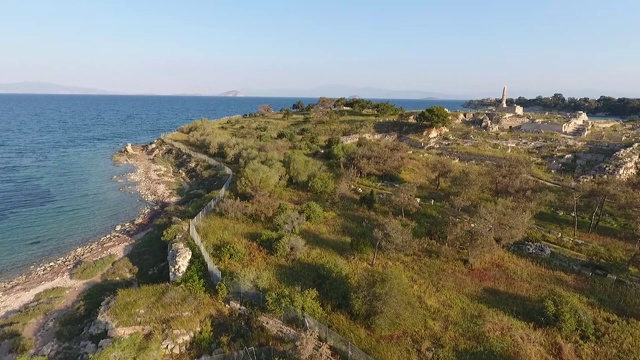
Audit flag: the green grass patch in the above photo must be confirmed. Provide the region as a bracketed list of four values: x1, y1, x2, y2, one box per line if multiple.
[92, 333, 162, 360]
[108, 283, 225, 333]
[71, 254, 117, 280]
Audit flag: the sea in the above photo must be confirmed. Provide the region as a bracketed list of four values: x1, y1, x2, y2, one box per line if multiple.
[0, 95, 466, 279]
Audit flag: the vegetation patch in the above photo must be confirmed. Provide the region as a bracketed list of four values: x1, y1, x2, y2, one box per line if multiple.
[71, 254, 117, 280]
[108, 283, 225, 333]
[0, 287, 67, 340]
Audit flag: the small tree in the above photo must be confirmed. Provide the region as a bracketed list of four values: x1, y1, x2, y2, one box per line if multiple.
[351, 268, 418, 333]
[292, 100, 305, 112]
[427, 157, 454, 190]
[282, 108, 293, 120]
[275, 234, 307, 260]
[374, 101, 403, 120]
[371, 218, 413, 266]
[237, 161, 285, 199]
[284, 152, 322, 185]
[308, 171, 336, 197]
[389, 183, 419, 218]
[274, 210, 306, 234]
[257, 104, 274, 116]
[416, 106, 451, 128]
[301, 201, 324, 223]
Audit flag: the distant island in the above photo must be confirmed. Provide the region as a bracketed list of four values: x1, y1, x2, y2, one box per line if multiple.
[218, 90, 245, 97]
[464, 93, 640, 118]
[422, 97, 440, 100]
[0, 82, 117, 95]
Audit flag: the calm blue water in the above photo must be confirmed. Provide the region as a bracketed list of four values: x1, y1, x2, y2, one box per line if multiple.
[0, 95, 465, 277]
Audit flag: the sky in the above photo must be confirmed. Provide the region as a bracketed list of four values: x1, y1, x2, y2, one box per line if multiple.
[1, 0, 639, 98]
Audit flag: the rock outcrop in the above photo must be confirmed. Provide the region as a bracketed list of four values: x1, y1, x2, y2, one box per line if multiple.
[592, 143, 640, 180]
[424, 127, 449, 139]
[168, 242, 192, 282]
[339, 133, 398, 145]
[88, 296, 116, 336]
[124, 143, 135, 154]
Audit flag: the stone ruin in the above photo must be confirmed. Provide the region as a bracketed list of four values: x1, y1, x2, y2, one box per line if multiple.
[168, 240, 192, 282]
[497, 85, 524, 115]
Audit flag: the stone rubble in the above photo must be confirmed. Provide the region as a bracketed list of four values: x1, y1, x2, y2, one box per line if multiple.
[509, 242, 552, 258]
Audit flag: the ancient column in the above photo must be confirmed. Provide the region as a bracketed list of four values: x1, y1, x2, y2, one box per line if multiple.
[500, 85, 507, 107]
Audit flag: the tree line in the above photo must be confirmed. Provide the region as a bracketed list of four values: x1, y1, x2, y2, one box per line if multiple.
[464, 94, 640, 118]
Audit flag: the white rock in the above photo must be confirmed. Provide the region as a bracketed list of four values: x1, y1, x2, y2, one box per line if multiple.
[168, 242, 192, 282]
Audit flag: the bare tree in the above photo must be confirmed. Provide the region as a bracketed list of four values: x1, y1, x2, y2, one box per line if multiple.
[257, 104, 274, 116]
[426, 157, 454, 190]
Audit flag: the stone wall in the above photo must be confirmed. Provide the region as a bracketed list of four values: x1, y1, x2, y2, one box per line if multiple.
[520, 122, 564, 133]
[497, 104, 524, 115]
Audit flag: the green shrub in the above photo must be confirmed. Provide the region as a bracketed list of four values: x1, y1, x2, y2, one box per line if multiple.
[237, 160, 286, 199]
[266, 287, 325, 319]
[71, 255, 117, 280]
[216, 281, 229, 301]
[101, 258, 137, 282]
[33, 287, 67, 301]
[92, 333, 162, 360]
[274, 235, 307, 260]
[257, 230, 283, 252]
[181, 240, 217, 294]
[359, 190, 377, 210]
[161, 223, 186, 242]
[541, 291, 595, 341]
[273, 210, 306, 234]
[191, 320, 215, 358]
[350, 236, 371, 254]
[308, 171, 335, 196]
[15, 355, 47, 360]
[109, 284, 221, 332]
[351, 268, 419, 334]
[284, 151, 322, 185]
[10, 336, 34, 354]
[277, 130, 296, 141]
[216, 242, 246, 265]
[301, 201, 324, 224]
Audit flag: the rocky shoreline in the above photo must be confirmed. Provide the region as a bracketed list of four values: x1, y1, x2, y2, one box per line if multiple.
[0, 142, 178, 319]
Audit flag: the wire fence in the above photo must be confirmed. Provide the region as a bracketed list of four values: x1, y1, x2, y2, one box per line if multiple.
[199, 347, 283, 360]
[161, 137, 231, 284]
[304, 315, 374, 360]
[160, 134, 373, 360]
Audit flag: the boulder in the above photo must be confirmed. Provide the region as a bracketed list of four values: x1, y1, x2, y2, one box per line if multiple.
[509, 242, 551, 258]
[88, 296, 116, 336]
[424, 127, 449, 139]
[98, 339, 113, 350]
[38, 341, 58, 357]
[124, 143, 135, 154]
[168, 242, 192, 282]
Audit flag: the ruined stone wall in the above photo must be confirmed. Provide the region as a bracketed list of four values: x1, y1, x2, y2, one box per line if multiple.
[520, 122, 564, 133]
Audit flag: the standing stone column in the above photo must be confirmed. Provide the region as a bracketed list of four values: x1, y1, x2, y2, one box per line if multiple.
[500, 85, 508, 107]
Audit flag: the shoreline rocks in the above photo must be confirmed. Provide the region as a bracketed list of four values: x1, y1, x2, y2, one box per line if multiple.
[0, 140, 180, 319]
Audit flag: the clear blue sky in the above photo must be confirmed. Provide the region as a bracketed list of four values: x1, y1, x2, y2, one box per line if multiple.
[1, 0, 639, 97]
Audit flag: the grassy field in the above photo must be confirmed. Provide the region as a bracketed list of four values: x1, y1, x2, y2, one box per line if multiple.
[7, 106, 638, 359]
[166, 110, 640, 359]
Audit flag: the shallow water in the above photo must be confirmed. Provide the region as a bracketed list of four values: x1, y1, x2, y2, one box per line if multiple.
[0, 95, 466, 277]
